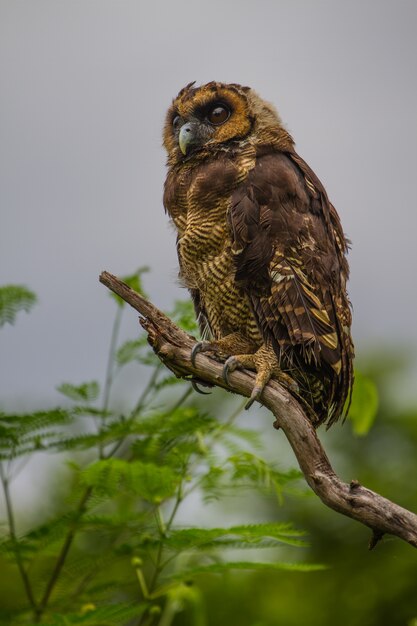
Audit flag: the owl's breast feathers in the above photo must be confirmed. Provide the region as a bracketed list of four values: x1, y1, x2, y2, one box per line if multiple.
[164, 145, 354, 424]
[164, 148, 261, 342]
[163, 148, 255, 287]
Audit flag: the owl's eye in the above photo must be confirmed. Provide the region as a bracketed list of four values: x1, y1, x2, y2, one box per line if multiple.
[207, 104, 230, 126]
[172, 115, 182, 130]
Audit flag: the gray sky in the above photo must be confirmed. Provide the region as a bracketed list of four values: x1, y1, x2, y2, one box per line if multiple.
[1, 0, 417, 407]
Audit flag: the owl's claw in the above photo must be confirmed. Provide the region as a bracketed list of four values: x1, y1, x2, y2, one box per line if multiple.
[192, 341, 299, 410]
[223, 356, 242, 385]
[223, 352, 267, 408]
[245, 375, 299, 410]
[191, 380, 212, 395]
[245, 386, 263, 410]
[190, 341, 212, 367]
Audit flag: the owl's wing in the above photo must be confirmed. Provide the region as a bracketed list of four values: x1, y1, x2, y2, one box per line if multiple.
[228, 149, 353, 422]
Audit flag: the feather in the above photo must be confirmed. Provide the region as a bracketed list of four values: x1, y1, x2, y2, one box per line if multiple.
[229, 149, 354, 425]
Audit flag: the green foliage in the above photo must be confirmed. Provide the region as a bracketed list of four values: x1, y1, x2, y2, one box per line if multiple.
[173, 560, 326, 577]
[57, 381, 100, 403]
[115, 336, 157, 367]
[80, 459, 180, 503]
[0, 408, 74, 459]
[0, 284, 37, 326]
[36, 602, 147, 626]
[169, 300, 199, 335]
[162, 523, 308, 551]
[348, 371, 379, 435]
[198, 358, 417, 626]
[0, 277, 312, 626]
[0, 275, 386, 626]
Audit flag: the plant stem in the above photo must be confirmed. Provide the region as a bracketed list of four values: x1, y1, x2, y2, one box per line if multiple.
[0, 466, 38, 612]
[34, 486, 93, 623]
[104, 363, 162, 460]
[150, 488, 184, 587]
[136, 399, 242, 626]
[131, 363, 163, 416]
[136, 484, 184, 626]
[165, 483, 184, 532]
[102, 305, 123, 414]
[179, 399, 246, 501]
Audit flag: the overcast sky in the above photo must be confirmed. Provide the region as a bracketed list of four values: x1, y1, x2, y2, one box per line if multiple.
[1, 0, 417, 409]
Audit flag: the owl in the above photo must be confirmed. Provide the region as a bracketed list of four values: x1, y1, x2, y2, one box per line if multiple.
[163, 81, 354, 427]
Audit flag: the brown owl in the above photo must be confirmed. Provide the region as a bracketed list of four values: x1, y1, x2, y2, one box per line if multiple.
[163, 81, 354, 427]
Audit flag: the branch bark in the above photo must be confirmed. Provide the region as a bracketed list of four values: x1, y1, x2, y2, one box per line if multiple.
[100, 271, 417, 549]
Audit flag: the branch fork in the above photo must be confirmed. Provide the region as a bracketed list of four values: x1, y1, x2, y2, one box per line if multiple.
[100, 271, 417, 549]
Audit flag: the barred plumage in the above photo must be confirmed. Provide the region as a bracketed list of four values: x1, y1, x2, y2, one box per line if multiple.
[163, 82, 354, 427]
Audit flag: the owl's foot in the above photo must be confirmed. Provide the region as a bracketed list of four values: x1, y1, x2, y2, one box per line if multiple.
[191, 334, 257, 367]
[190, 336, 296, 407]
[223, 344, 298, 409]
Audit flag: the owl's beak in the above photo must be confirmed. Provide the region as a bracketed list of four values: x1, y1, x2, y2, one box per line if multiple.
[179, 123, 197, 155]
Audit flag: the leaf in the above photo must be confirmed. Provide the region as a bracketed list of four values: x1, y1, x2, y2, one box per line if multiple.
[52, 432, 113, 452]
[169, 299, 199, 334]
[115, 337, 147, 366]
[227, 452, 302, 492]
[347, 371, 379, 436]
[0, 284, 37, 326]
[130, 406, 219, 441]
[57, 381, 100, 403]
[109, 267, 149, 308]
[0, 408, 74, 457]
[174, 560, 327, 580]
[115, 336, 158, 367]
[80, 459, 180, 503]
[164, 523, 307, 551]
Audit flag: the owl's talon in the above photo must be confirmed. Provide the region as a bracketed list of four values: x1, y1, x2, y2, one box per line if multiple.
[191, 380, 211, 395]
[191, 341, 211, 367]
[245, 386, 263, 410]
[223, 356, 241, 385]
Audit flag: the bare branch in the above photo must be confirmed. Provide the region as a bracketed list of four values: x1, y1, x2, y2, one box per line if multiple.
[100, 271, 417, 549]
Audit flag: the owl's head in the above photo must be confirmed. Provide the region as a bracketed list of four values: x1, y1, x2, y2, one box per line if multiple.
[163, 81, 292, 165]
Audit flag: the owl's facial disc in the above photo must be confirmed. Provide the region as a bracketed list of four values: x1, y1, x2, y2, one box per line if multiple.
[164, 83, 256, 161]
[176, 102, 232, 155]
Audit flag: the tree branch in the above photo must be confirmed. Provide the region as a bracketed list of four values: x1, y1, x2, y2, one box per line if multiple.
[99, 271, 417, 549]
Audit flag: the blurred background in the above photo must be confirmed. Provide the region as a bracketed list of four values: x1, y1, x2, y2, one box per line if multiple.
[1, 1, 417, 625]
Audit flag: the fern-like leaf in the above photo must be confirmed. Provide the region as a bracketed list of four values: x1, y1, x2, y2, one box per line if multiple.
[80, 459, 180, 503]
[164, 523, 307, 551]
[57, 381, 100, 403]
[0, 284, 37, 326]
